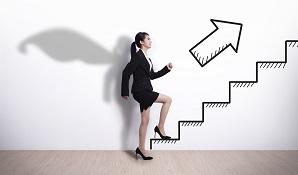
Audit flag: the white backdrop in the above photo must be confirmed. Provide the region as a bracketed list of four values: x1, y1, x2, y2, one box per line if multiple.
[1, 0, 298, 150]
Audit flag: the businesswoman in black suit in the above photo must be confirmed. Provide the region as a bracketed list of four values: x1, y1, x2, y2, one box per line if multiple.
[121, 32, 173, 160]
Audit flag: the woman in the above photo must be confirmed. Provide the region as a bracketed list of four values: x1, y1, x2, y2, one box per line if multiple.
[121, 32, 173, 160]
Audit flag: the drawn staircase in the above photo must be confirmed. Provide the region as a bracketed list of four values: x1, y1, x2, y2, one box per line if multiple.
[150, 40, 297, 149]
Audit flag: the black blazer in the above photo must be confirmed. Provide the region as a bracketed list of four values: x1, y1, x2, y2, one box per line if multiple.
[121, 50, 170, 96]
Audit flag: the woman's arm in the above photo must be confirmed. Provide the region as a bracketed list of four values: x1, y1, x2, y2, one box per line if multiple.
[149, 62, 173, 80]
[121, 55, 140, 97]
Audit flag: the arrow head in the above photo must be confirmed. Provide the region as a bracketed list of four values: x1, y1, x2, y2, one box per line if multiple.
[211, 19, 243, 52]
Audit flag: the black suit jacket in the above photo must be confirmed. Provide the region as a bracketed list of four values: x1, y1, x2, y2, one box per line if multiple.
[121, 50, 170, 96]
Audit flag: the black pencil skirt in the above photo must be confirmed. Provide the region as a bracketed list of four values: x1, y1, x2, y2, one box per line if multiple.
[133, 91, 159, 112]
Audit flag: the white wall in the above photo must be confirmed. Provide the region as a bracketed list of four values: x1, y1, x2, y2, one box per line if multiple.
[1, 0, 298, 150]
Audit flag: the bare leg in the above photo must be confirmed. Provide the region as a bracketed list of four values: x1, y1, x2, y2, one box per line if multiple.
[139, 107, 150, 156]
[155, 93, 172, 136]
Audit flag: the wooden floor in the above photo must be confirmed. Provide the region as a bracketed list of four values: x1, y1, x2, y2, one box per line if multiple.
[0, 150, 297, 175]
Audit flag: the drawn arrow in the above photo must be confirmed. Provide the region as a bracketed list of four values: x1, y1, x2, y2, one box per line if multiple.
[189, 19, 243, 67]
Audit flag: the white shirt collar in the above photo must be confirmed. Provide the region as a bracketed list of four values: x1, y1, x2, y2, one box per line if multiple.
[140, 49, 152, 70]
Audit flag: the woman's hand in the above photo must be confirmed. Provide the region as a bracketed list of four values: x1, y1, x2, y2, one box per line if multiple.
[122, 96, 128, 100]
[167, 62, 173, 70]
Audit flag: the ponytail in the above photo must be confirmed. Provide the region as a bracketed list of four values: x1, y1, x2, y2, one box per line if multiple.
[130, 42, 136, 57]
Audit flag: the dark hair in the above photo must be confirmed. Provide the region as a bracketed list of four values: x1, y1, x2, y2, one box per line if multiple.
[130, 32, 149, 57]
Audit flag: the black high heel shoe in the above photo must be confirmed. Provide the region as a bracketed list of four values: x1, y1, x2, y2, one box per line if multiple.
[135, 147, 153, 160]
[154, 126, 171, 139]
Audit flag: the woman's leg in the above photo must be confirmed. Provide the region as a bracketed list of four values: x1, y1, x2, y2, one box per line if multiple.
[154, 93, 172, 136]
[139, 107, 150, 156]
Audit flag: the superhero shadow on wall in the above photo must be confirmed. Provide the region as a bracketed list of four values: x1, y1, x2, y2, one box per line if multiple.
[18, 28, 138, 150]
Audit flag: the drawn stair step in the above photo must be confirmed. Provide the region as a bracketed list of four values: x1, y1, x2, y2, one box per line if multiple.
[180, 121, 203, 127]
[204, 102, 230, 108]
[258, 62, 286, 69]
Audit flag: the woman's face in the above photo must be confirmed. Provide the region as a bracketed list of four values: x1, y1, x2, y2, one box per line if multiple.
[140, 35, 152, 49]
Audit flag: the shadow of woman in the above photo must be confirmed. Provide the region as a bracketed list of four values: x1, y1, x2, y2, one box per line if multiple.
[19, 28, 138, 150]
